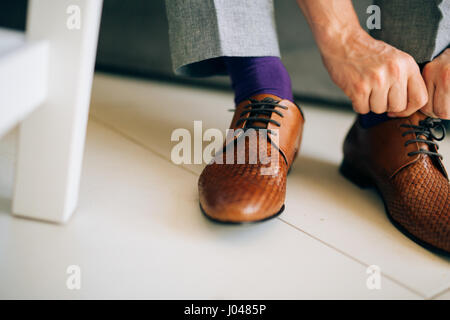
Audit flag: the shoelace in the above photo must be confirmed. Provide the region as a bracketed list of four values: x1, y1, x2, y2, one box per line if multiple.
[400, 117, 446, 159]
[231, 97, 287, 135]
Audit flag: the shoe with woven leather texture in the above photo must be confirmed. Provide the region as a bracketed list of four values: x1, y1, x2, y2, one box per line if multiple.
[341, 111, 450, 254]
[198, 94, 304, 223]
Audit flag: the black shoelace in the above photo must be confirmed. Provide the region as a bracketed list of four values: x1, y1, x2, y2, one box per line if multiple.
[232, 97, 287, 135]
[400, 117, 446, 159]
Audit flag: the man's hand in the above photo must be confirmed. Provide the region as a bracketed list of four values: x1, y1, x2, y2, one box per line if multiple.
[421, 48, 450, 119]
[296, 0, 428, 116]
[320, 30, 428, 115]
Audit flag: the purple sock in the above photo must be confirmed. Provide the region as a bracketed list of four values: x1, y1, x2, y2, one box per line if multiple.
[359, 112, 391, 128]
[223, 56, 293, 104]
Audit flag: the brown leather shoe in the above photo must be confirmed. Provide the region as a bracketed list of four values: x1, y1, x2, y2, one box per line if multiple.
[198, 94, 304, 223]
[341, 112, 450, 253]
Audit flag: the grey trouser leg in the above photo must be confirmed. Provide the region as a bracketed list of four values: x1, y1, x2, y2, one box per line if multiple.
[165, 0, 280, 77]
[371, 0, 450, 63]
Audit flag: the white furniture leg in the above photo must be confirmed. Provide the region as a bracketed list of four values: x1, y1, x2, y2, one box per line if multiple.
[12, 0, 103, 223]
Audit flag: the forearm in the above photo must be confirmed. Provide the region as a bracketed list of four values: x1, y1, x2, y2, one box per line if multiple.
[296, 0, 367, 52]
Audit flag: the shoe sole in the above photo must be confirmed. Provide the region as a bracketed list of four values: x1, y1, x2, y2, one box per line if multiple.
[339, 160, 450, 257]
[200, 203, 285, 225]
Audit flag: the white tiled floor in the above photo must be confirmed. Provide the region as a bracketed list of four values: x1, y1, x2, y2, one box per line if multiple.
[0, 72, 449, 299]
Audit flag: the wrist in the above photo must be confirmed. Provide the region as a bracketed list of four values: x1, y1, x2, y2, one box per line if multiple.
[441, 47, 450, 57]
[314, 24, 368, 54]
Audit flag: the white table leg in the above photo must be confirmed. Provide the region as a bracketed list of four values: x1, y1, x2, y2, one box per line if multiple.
[12, 0, 103, 223]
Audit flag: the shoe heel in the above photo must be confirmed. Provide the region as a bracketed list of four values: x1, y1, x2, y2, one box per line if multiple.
[339, 159, 373, 189]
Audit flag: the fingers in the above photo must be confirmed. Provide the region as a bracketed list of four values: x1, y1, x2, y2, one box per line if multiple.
[433, 66, 450, 119]
[369, 85, 389, 114]
[387, 81, 407, 113]
[388, 73, 428, 117]
[353, 53, 424, 116]
[407, 74, 428, 113]
[350, 83, 370, 114]
[420, 81, 436, 118]
[434, 83, 450, 119]
[419, 60, 450, 119]
[351, 93, 370, 114]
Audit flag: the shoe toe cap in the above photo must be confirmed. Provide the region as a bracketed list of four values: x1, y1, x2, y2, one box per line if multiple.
[198, 163, 286, 223]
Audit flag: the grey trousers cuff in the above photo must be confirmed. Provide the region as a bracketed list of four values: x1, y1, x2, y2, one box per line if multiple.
[165, 0, 280, 77]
